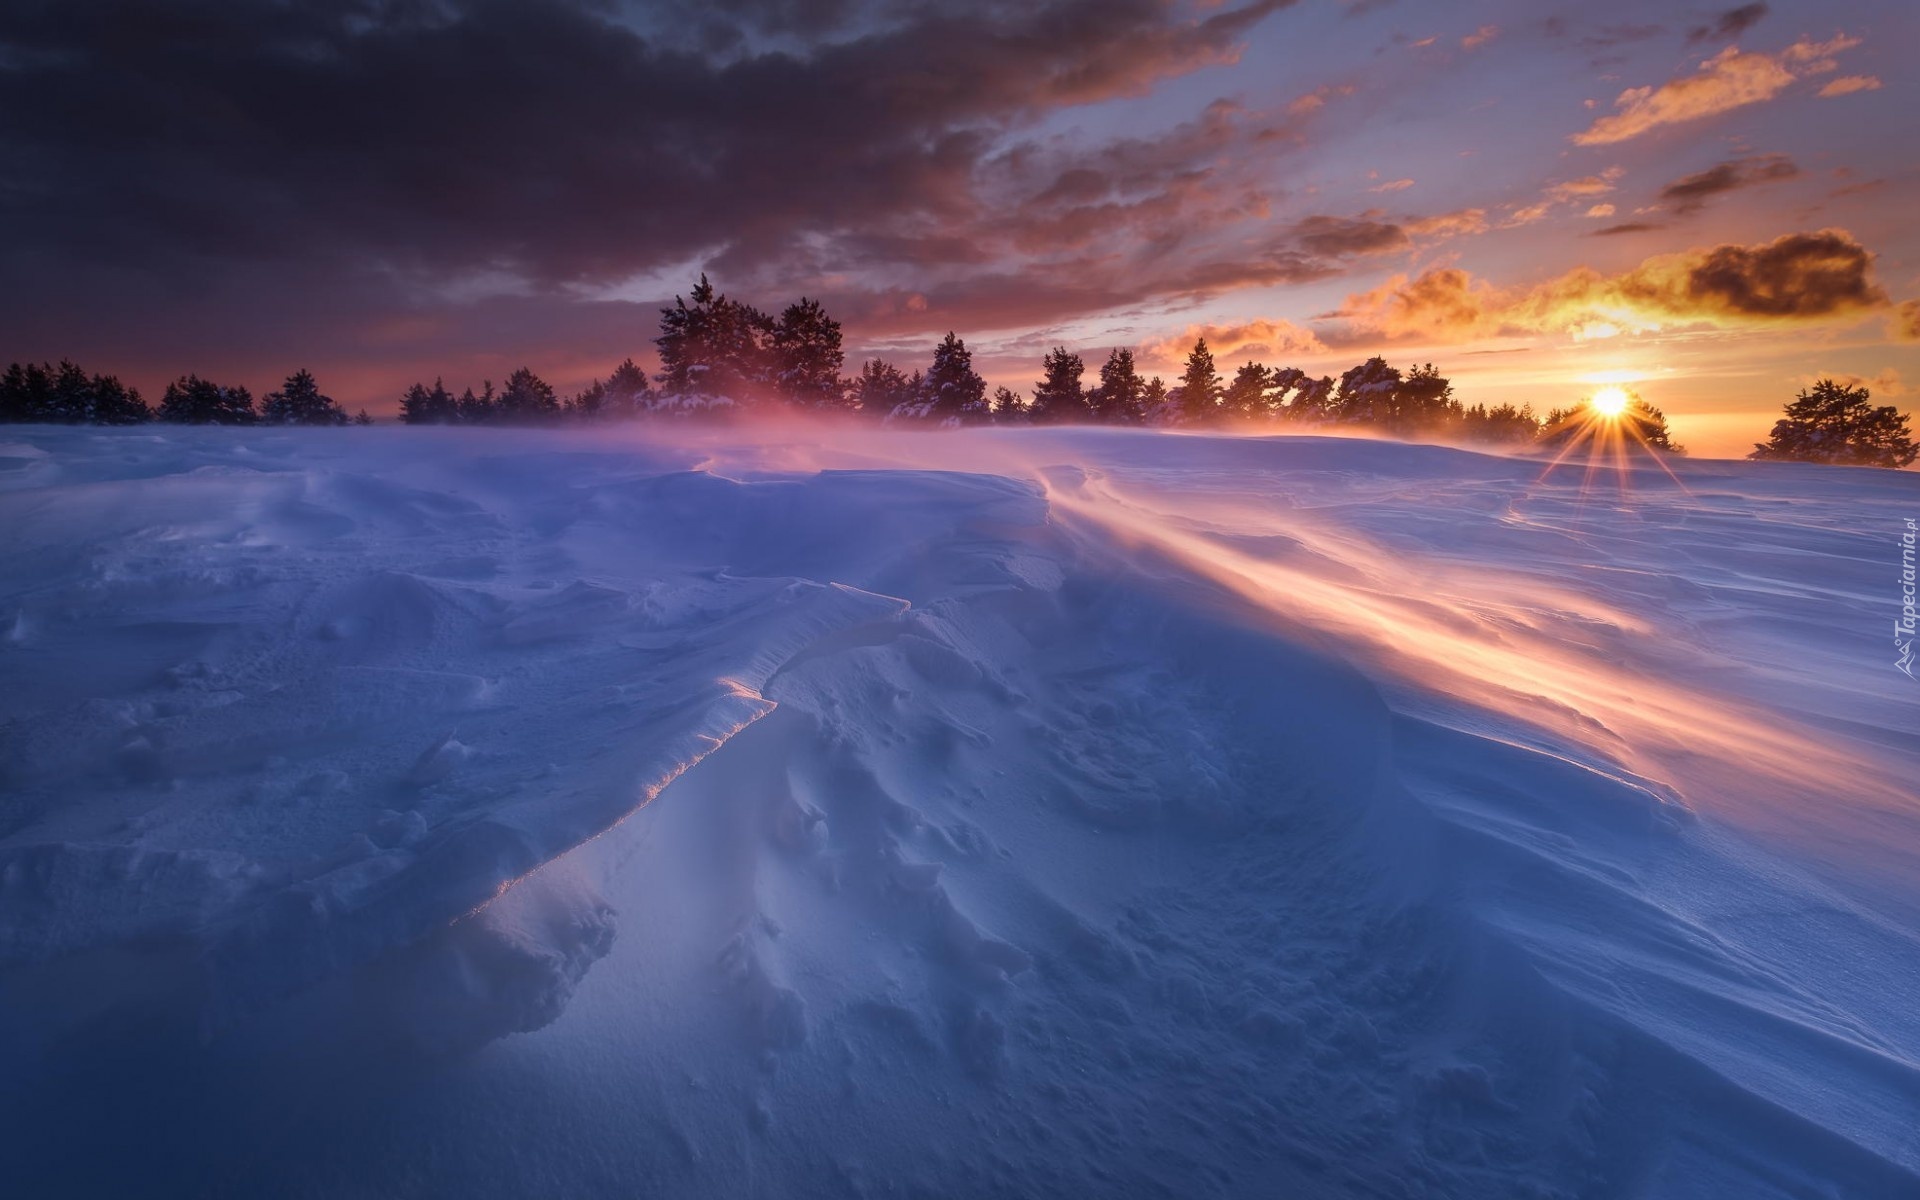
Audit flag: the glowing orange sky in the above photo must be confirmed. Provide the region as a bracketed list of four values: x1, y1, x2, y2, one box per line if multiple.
[1, 1, 1914, 458]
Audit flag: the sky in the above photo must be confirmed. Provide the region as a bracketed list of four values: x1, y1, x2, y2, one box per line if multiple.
[2, 0, 1916, 455]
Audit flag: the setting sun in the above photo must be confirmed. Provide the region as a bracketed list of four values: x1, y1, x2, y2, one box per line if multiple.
[1590, 387, 1630, 419]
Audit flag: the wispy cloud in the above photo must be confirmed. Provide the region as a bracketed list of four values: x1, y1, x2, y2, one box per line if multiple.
[1818, 75, 1882, 98]
[1686, 3, 1769, 45]
[1573, 35, 1858, 145]
[1657, 154, 1799, 214]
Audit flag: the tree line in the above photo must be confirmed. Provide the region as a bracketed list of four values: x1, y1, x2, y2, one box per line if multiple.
[0, 362, 369, 426]
[4, 274, 1912, 466]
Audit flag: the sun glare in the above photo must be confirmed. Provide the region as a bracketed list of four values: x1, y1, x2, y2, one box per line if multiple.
[1589, 387, 1630, 419]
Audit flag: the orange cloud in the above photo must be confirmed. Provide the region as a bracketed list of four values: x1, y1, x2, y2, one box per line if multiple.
[1896, 300, 1920, 343]
[1548, 173, 1620, 199]
[1573, 36, 1859, 145]
[1332, 229, 1890, 343]
[1818, 75, 1882, 98]
[1502, 169, 1624, 227]
[1405, 208, 1488, 239]
[1586, 204, 1616, 218]
[1461, 25, 1499, 50]
[1286, 83, 1355, 116]
[1369, 178, 1415, 193]
[1142, 318, 1327, 365]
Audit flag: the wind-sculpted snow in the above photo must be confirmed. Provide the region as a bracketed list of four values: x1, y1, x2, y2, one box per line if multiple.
[1, 424, 1916, 1197]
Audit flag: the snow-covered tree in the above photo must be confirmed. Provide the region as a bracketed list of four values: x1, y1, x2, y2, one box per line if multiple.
[158, 375, 255, 424]
[655, 274, 773, 409]
[262, 369, 348, 426]
[1751, 379, 1917, 468]
[1028, 346, 1089, 424]
[1332, 357, 1401, 427]
[893, 333, 988, 426]
[1283, 375, 1334, 423]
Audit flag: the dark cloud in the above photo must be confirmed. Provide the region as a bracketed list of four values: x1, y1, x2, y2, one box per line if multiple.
[1659, 154, 1799, 215]
[1590, 223, 1666, 236]
[1687, 3, 1768, 44]
[1541, 17, 1667, 51]
[0, 0, 1295, 337]
[1289, 214, 1410, 258]
[1666, 229, 1884, 319]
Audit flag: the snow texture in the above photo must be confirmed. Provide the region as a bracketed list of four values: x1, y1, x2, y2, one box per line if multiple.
[1, 423, 1917, 1198]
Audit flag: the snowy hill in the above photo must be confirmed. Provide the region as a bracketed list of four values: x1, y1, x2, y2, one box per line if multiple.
[2, 423, 1917, 1198]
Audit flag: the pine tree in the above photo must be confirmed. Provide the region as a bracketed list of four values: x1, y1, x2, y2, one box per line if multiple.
[771, 297, 847, 409]
[399, 381, 440, 424]
[1028, 346, 1088, 424]
[1284, 375, 1335, 423]
[88, 372, 150, 424]
[353, 410, 374, 426]
[1394, 363, 1458, 434]
[853, 358, 912, 419]
[497, 367, 559, 422]
[458, 382, 496, 424]
[261, 369, 348, 425]
[1141, 376, 1173, 425]
[158, 375, 255, 424]
[1091, 348, 1146, 424]
[655, 274, 773, 408]
[1223, 363, 1270, 420]
[1624, 395, 1681, 453]
[0, 362, 54, 422]
[1459, 402, 1539, 444]
[1537, 391, 1683, 454]
[1751, 379, 1917, 468]
[571, 380, 609, 419]
[605, 359, 652, 415]
[991, 385, 1027, 424]
[1332, 357, 1401, 427]
[48, 360, 91, 422]
[909, 333, 989, 425]
[1178, 340, 1223, 424]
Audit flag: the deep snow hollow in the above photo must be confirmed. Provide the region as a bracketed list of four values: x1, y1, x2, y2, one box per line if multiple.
[2, 423, 1917, 1198]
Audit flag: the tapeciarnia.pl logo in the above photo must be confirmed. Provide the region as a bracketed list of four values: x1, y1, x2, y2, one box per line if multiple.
[1899, 518, 1917, 680]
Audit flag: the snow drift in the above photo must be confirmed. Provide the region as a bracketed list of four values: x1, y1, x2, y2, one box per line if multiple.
[1, 423, 1916, 1197]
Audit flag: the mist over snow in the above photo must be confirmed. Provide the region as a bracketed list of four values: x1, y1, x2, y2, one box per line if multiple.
[2, 423, 1918, 1198]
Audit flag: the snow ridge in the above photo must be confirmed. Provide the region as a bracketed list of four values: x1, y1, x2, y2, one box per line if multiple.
[3, 424, 1918, 1198]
